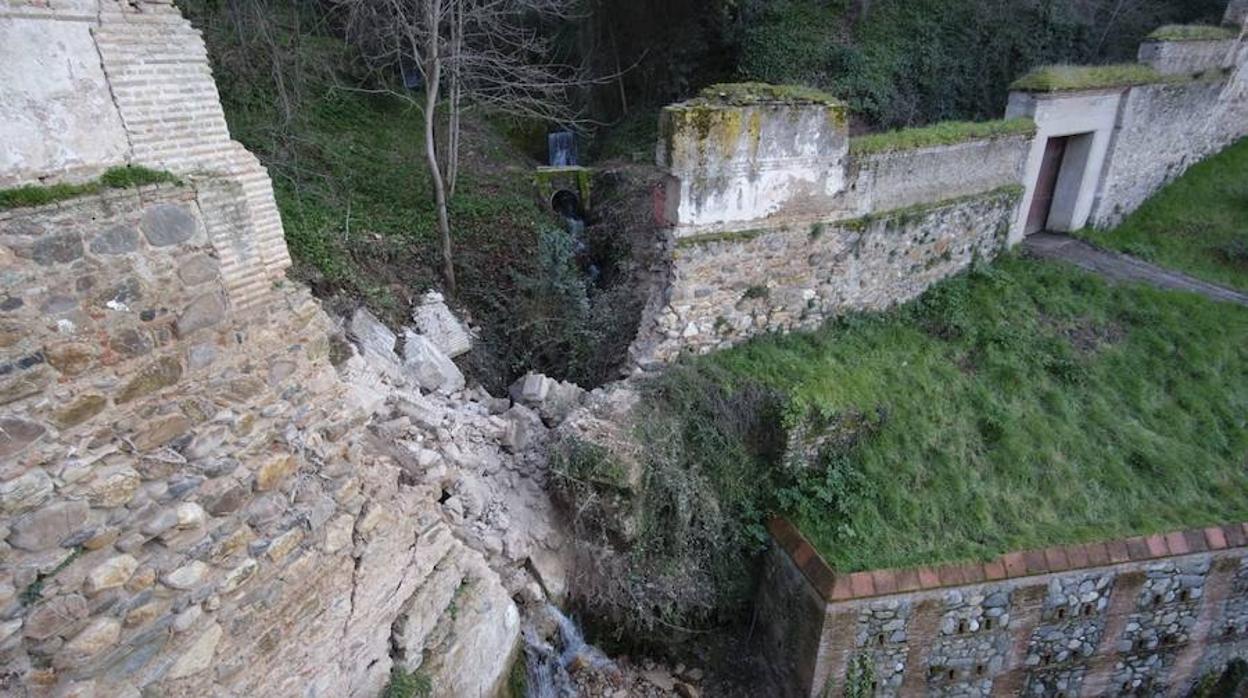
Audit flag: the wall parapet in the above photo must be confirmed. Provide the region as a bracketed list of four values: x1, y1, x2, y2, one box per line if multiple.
[762, 517, 1248, 697]
[768, 518, 1248, 604]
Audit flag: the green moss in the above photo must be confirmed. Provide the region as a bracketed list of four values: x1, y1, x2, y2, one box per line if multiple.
[1009, 63, 1164, 92]
[1147, 24, 1238, 42]
[840, 186, 1024, 232]
[675, 228, 769, 249]
[850, 118, 1036, 156]
[696, 82, 844, 107]
[0, 165, 180, 210]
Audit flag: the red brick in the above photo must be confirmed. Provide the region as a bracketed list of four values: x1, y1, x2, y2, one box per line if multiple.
[803, 557, 838, 601]
[1044, 547, 1071, 572]
[1024, 550, 1050, 575]
[1002, 552, 1027, 578]
[1109, 539, 1132, 563]
[1184, 529, 1208, 553]
[983, 560, 1007, 581]
[829, 575, 854, 601]
[1145, 534, 1168, 558]
[872, 570, 898, 596]
[1064, 544, 1090, 570]
[939, 565, 966, 587]
[792, 542, 814, 567]
[1125, 536, 1150, 560]
[1230, 525, 1248, 548]
[1085, 542, 1111, 567]
[1206, 527, 1229, 551]
[1162, 532, 1187, 556]
[768, 518, 804, 555]
[957, 563, 986, 584]
[896, 568, 922, 593]
[918, 567, 942, 589]
[849, 572, 875, 598]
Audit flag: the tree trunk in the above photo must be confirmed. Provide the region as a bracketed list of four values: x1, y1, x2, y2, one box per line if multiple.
[445, 0, 463, 197]
[424, 0, 456, 295]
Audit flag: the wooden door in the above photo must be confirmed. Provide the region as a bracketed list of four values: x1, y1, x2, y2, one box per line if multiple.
[1026, 136, 1069, 235]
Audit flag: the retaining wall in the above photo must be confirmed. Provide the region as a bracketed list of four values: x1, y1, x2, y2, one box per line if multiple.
[761, 518, 1248, 698]
[0, 2, 520, 696]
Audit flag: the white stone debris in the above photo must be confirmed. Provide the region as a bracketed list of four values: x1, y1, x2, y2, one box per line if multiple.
[402, 330, 465, 394]
[411, 290, 473, 357]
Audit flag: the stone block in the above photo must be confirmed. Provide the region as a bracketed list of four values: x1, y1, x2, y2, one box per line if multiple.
[176, 255, 219, 286]
[85, 555, 139, 594]
[53, 394, 108, 430]
[46, 342, 96, 376]
[162, 561, 208, 591]
[89, 225, 140, 255]
[254, 453, 297, 492]
[115, 357, 182, 404]
[0, 468, 54, 514]
[23, 232, 84, 266]
[402, 331, 465, 395]
[349, 307, 397, 360]
[175, 293, 226, 337]
[9, 500, 90, 551]
[61, 617, 120, 660]
[83, 466, 141, 508]
[410, 291, 472, 358]
[139, 204, 196, 247]
[130, 414, 191, 451]
[24, 594, 89, 640]
[165, 622, 222, 680]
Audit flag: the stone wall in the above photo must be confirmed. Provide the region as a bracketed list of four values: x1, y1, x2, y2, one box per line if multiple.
[1138, 37, 1240, 76]
[1090, 70, 1248, 228]
[761, 519, 1248, 698]
[0, 2, 535, 696]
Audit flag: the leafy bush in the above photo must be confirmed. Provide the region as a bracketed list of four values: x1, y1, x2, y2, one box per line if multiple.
[381, 668, 431, 698]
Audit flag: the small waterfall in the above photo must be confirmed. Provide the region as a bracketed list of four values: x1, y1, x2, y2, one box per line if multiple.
[548, 131, 577, 167]
[523, 605, 612, 698]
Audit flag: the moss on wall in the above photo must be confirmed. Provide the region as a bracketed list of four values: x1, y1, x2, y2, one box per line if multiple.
[1009, 63, 1164, 92]
[696, 82, 844, 106]
[1147, 24, 1238, 41]
[849, 118, 1036, 156]
[0, 166, 180, 210]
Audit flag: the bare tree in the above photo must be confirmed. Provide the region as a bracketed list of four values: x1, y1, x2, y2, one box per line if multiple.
[338, 0, 584, 295]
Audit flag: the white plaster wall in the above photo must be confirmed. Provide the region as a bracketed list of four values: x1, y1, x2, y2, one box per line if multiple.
[660, 104, 848, 235]
[854, 135, 1030, 214]
[1005, 91, 1123, 243]
[0, 7, 130, 187]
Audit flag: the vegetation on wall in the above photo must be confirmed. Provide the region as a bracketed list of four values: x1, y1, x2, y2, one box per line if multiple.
[1009, 63, 1164, 92]
[1147, 23, 1239, 41]
[0, 166, 178, 210]
[848, 117, 1035, 156]
[1081, 137, 1248, 292]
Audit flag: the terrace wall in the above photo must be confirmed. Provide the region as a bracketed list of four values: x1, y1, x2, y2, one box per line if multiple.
[762, 518, 1248, 698]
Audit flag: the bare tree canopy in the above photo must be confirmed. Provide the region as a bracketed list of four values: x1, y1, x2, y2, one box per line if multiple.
[336, 0, 586, 294]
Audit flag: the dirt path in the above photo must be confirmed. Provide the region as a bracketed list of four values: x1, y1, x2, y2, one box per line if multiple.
[1022, 233, 1248, 307]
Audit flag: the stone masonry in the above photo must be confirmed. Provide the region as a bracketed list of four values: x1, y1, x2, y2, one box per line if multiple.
[0, 1, 567, 696]
[761, 519, 1248, 698]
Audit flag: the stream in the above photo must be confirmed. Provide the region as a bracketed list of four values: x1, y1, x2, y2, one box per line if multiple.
[522, 605, 613, 698]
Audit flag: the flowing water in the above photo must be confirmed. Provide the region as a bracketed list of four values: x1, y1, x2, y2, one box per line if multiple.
[523, 605, 612, 698]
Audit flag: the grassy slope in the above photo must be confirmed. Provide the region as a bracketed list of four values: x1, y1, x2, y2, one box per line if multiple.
[703, 257, 1248, 572]
[1081, 137, 1248, 292]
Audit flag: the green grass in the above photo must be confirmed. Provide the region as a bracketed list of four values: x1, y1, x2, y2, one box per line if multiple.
[1010, 63, 1163, 92]
[681, 256, 1248, 572]
[850, 118, 1036, 156]
[0, 165, 178, 210]
[1147, 24, 1238, 41]
[1080, 137, 1248, 292]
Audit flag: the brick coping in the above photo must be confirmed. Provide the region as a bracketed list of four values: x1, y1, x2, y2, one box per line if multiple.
[767, 517, 1248, 604]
